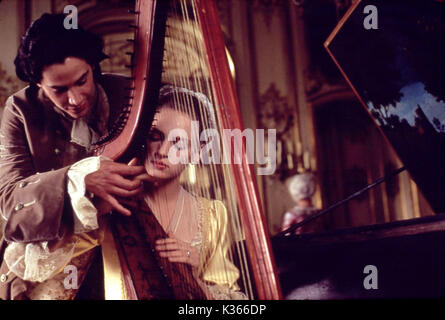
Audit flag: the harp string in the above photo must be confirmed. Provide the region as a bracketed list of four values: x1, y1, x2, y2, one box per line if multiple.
[188, 1, 254, 297]
[158, 1, 197, 294]
[189, 0, 253, 298]
[154, 0, 254, 299]
[179, 0, 223, 288]
[177, 0, 213, 293]
[201, 0, 253, 297]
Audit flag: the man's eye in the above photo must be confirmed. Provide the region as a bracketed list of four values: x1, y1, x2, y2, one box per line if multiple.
[76, 78, 87, 86]
[53, 88, 67, 94]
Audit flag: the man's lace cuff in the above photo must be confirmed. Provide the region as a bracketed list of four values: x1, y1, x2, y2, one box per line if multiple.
[4, 241, 76, 283]
[67, 156, 101, 234]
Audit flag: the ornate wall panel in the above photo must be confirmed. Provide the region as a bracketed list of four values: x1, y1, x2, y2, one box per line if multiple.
[220, 0, 432, 234]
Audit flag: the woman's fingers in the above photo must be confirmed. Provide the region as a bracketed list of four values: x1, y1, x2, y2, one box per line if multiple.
[157, 246, 199, 267]
[158, 250, 183, 258]
[156, 237, 178, 245]
[155, 237, 199, 267]
[155, 239, 180, 251]
[165, 256, 189, 264]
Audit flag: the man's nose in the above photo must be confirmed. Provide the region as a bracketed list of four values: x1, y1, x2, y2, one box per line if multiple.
[67, 88, 82, 105]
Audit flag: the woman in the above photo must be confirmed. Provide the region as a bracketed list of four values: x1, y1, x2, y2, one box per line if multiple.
[114, 84, 247, 299]
[281, 173, 321, 235]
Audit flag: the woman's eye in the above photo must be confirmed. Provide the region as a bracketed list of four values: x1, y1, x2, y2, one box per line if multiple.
[148, 131, 163, 141]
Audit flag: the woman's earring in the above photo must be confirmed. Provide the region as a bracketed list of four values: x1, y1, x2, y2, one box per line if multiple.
[187, 163, 197, 184]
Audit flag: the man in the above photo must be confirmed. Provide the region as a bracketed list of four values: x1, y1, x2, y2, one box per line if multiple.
[0, 13, 148, 299]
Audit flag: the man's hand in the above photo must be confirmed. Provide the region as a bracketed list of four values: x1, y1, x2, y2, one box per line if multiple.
[85, 157, 151, 216]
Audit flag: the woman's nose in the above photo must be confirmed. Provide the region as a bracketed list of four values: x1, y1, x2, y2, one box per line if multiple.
[158, 140, 172, 156]
[151, 141, 170, 158]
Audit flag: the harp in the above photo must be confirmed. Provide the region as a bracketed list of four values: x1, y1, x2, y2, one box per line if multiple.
[94, 0, 282, 300]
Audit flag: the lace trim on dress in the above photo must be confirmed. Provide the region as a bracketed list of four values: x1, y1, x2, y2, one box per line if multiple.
[206, 283, 248, 300]
[191, 195, 203, 251]
[194, 197, 247, 300]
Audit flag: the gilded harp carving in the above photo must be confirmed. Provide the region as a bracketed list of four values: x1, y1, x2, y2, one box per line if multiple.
[94, 0, 282, 300]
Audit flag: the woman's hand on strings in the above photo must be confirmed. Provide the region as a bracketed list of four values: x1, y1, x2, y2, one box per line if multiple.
[85, 157, 154, 216]
[155, 236, 199, 267]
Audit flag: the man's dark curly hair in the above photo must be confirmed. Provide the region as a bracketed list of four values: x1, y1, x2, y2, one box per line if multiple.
[14, 13, 108, 84]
